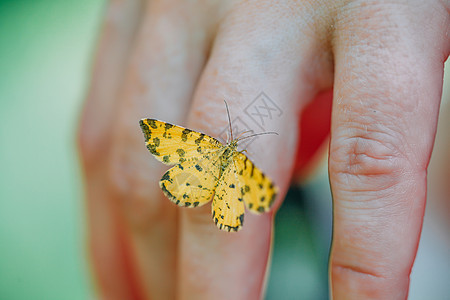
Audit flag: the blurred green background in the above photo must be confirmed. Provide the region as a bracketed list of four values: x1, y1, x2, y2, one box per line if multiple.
[0, 1, 448, 299]
[0, 1, 103, 299]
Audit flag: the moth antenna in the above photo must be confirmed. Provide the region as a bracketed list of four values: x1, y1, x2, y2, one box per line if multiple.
[236, 130, 252, 140]
[224, 100, 233, 140]
[237, 131, 278, 142]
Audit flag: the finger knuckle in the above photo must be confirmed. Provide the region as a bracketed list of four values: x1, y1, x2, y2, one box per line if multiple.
[330, 262, 408, 298]
[77, 119, 106, 168]
[329, 122, 411, 191]
[106, 149, 169, 228]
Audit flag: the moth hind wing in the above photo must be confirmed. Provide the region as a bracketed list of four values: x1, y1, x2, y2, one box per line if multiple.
[234, 152, 278, 214]
[212, 165, 245, 232]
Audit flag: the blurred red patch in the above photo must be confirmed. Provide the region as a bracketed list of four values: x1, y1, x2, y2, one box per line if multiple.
[293, 89, 333, 180]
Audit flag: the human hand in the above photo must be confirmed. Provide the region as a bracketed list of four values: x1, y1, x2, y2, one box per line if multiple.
[78, 0, 450, 299]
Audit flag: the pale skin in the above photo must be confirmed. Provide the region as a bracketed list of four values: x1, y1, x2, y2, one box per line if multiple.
[78, 0, 450, 299]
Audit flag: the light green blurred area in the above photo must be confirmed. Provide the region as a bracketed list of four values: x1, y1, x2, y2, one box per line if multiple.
[0, 1, 104, 299]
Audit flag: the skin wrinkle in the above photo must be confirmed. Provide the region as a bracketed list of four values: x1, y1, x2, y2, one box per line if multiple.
[347, 136, 400, 164]
[330, 71, 424, 178]
[330, 133, 407, 177]
[331, 116, 428, 189]
[332, 218, 413, 279]
[333, 215, 420, 275]
[334, 211, 416, 279]
[336, 99, 421, 155]
[333, 176, 401, 195]
[339, 202, 414, 229]
[336, 233, 391, 271]
[335, 185, 414, 213]
[334, 172, 423, 239]
[332, 254, 397, 283]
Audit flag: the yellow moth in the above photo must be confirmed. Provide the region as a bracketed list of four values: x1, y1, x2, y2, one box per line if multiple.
[139, 102, 278, 232]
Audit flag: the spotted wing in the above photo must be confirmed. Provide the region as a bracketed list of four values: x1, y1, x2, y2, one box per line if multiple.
[140, 119, 222, 165]
[212, 163, 245, 232]
[159, 149, 222, 207]
[234, 152, 278, 214]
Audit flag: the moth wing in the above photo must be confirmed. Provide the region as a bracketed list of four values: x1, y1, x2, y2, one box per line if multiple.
[159, 149, 222, 207]
[234, 152, 278, 214]
[212, 163, 245, 232]
[140, 119, 222, 165]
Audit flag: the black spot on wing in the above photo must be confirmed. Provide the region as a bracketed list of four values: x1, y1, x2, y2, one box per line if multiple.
[243, 156, 248, 169]
[223, 224, 240, 232]
[165, 123, 174, 130]
[160, 182, 175, 200]
[195, 164, 203, 172]
[181, 128, 192, 142]
[257, 206, 265, 212]
[193, 201, 200, 207]
[176, 148, 185, 157]
[185, 201, 191, 207]
[229, 183, 235, 188]
[238, 213, 244, 225]
[163, 155, 170, 163]
[195, 133, 205, 145]
[153, 137, 160, 147]
[147, 144, 160, 156]
[148, 119, 158, 129]
[161, 172, 172, 183]
[139, 120, 152, 140]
